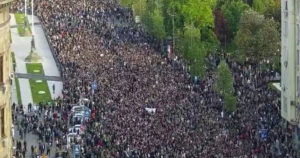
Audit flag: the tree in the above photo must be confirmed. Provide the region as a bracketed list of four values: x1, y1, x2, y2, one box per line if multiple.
[263, 0, 281, 22]
[149, 8, 166, 41]
[252, 0, 267, 13]
[162, 0, 185, 37]
[124, 0, 220, 77]
[221, 0, 249, 41]
[224, 93, 237, 113]
[142, 0, 166, 41]
[182, 0, 216, 29]
[215, 60, 234, 96]
[252, 0, 280, 22]
[132, 0, 147, 16]
[180, 23, 207, 77]
[214, 8, 231, 45]
[120, 0, 134, 6]
[215, 60, 236, 112]
[234, 10, 280, 63]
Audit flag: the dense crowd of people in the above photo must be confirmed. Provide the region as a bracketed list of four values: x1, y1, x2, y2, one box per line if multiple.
[10, 0, 298, 157]
[13, 102, 71, 157]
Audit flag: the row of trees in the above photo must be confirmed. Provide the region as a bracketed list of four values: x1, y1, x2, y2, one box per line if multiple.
[122, 0, 219, 77]
[215, 0, 280, 66]
[121, 0, 281, 113]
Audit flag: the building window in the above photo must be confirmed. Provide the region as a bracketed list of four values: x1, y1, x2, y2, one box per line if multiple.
[297, 50, 300, 66]
[285, 1, 288, 10]
[0, 108, 4, 137]
[283, 96, 288, 112]
[298, 76, 300, 97]
[0, 55, 3, 83]
[298, 1, 300, 15]
[283, 46, 288, 68]
[284, 21, 288, 37]
[296, 24, 300, 46]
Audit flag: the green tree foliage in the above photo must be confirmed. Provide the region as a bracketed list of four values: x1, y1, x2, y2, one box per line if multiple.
[215, 60, 234, 96]
[149, 9, 166, 41]
[224, 93, 237, 112]
[263, 0, 281, 22]
[234, 10, 280, 63]
[221, 0, 249, 40]
[213, 8, 231, 45]
[180, 24, 207, 77]
[142, 1, 166, 41]
[182, 0, 216, 29]
[124, 0, 219, 78]
[252, 0, 267, 13]
[161, 0, 185, 37]
[132, 0, 147, 16]
[252, 0, 280, 22]
[120, 0, 134, 7]
[215, 60, 236, 112]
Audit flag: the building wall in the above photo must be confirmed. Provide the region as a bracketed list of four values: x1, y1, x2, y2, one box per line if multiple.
[280, 0, 300, 126]
[0, 1, 13, 158]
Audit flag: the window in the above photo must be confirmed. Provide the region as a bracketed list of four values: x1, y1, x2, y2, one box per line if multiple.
[298, 1, 300, 15]
[0, 55, 3, 83]
[284, 21, 288, 37]
[285, 1, 288, 11]
[283, 46, 288, 68]
[283, 96, 288, 112]
[298, 76, 300, 97]
[297, 50, 300, 66]
[296, 24, 300, 46]
[0, 108, 4, 137]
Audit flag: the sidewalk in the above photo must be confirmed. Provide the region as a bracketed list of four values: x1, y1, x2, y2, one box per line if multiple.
[27, 15, 63, 100]
[10, 19, 33, 108]
[10, 14, 63, 112]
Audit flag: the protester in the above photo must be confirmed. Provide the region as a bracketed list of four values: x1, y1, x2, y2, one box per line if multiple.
[11, 0, 296, 157]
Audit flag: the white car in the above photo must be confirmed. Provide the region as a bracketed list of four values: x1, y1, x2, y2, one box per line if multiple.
[71, 106, 85, 114]
[68, 125, 84, 135]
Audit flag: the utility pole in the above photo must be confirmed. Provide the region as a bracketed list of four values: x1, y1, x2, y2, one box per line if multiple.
[31, 0, 34, 35]
[172, 0, 175, 53]
[24, 0, 27, 16]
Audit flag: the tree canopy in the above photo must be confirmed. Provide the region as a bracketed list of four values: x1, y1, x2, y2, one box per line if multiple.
[234, 10, 280, 63]
[215, 60, 237, 112]
[121, 0, 281, 76]
[221, 0, 249, 40]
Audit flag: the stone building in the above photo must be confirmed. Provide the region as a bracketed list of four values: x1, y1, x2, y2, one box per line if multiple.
[281, 0, 300, 124]
[0, 0, 14, 157]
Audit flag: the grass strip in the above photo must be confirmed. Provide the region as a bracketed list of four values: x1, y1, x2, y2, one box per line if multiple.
[15, 78, 22, 105]
[26, 63, 44, 75]
[29, 79, 52, 104]
[11, 52, 16, 72]
[14, 13, 31, 36]
[26, 63, 52, 104]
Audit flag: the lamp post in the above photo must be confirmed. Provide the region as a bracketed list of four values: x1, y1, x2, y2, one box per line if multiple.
[24, 0, 27, 16]
[31, 0, 34, 35]
[172, 0, 175, 54]
[25, 0, 42, 63]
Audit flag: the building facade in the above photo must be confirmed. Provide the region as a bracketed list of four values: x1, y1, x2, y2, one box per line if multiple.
[0, 0, 13, 158]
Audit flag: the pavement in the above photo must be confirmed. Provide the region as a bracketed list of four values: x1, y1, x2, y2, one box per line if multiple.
[15, 73, 62, 81]
[13, 109, 60, 158]
[10, 13, 63, 111]
[10, 13, 65, 158]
